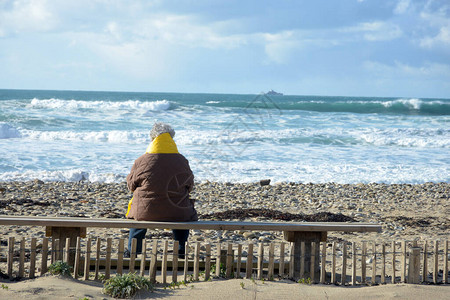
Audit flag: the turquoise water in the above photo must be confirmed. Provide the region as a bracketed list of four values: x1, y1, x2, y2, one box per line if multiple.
[0, 89, 449, 183]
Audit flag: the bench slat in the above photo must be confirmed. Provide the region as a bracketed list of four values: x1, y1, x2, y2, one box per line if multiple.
[0, 216, 381, 232]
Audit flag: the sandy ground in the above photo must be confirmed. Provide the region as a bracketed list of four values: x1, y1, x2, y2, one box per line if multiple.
[0, 276, 449, 300]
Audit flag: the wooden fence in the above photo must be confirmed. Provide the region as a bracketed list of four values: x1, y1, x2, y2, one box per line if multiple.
[0, 237, 448, 285]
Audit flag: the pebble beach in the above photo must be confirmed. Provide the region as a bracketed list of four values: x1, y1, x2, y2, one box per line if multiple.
[1, 180, 448, 245]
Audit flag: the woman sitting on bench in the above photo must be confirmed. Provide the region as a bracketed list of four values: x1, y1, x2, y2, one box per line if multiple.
[125, 122, 198, 258]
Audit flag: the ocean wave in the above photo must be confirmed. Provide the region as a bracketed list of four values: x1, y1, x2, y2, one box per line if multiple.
[280, 98, 450, 115]
[0, 169, 126, 183]
[27, 98, 172, 111]
[20, 129, 149, 143]
[177, 127, 449, 148]
[0, 123, 21, 139]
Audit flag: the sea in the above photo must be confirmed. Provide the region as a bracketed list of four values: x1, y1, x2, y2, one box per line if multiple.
[0, 89, 449, 184]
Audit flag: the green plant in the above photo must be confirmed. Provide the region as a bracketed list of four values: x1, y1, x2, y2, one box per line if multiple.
[1, 284, 8, 290]
[48, 261, 72, 276]
[103, 273, 153, 298]
[210, 263, 227, 278]
[79, 298, 90, 300]
[298, 277, 312, 285]
[240, 282, 245, 289]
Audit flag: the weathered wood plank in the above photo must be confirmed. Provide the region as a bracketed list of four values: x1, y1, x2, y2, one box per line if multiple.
[331, 241, 336, 284]
[279, 242, 285, 278]
[246, 243, 253, 279]
[161, 240, 168, 283]
[205, 243, 211, 281]
[268, 243, 275, 280]
[139, 239, 147, 278]
[257, 243, 264, 280]
[172, 240, 179, 283]
[74, 237, 81, 279]
[7, 236, 14, 278]
[342, 242, 347, 285]
[433, 240, 439, 284]
[236, 244, 242, 279]
[94, 237, 101, 280]
[41, 237, 49, 276]
[361, 241, 367, 284]
[194, 242, 200, 281]
[391, 241, 395, 284]
[352, 242, 356, 285]
[423, 240, 428, 283]
[30, 237, 37, 279]
[116, 238, 124, 276]
[129, 238, 137, 273]
[19, 237, 25, 278]
[105, 238, 112, 280]
[84, 238, 91, 280]
[149, 239, 158, 283]
[0, 216, 382, 232]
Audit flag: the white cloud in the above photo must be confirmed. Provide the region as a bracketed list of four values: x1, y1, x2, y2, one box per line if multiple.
[342, 21, 403, 41]
[418, 3, 450, 49]
[0, 0, 57, 37]
[364, 60, 450, 77]
[420, 26, 450, 48]
[394, 0, 411, 14]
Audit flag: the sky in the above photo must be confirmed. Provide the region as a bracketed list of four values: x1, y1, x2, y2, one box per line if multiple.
[0, 0, 449, 98]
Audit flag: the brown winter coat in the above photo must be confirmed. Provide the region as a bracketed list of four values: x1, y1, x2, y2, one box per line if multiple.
[126, 153, 198, 222]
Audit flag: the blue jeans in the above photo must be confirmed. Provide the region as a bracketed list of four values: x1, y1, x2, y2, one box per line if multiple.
[128, 228, 189, 254]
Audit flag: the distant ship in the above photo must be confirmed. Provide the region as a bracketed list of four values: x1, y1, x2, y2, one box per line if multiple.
[265, 90, 283, 96]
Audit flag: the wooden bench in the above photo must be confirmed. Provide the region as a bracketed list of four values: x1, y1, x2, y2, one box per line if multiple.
[0, 216, 381, 280]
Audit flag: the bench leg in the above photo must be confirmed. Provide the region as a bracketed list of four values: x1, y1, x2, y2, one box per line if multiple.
[285, 231, 324, 281]
[46, 226, 86, 265]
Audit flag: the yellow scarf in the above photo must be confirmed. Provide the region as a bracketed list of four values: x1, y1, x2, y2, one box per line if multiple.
[146, 133, 179, 154]
[126, 133, 179, 217]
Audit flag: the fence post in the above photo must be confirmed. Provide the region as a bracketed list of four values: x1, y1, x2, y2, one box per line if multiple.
[41, 237, 49, 276]
[257, 243, 264, 280]
[74, 237, 81, 279]
[205, 243, 211, 281]
[194, 242, 201, 281]
[320, 242, 326, 284]
[236, 244, 242, 278]
[19, 237, 25, 278]
[391, 241, 396, 284]
[172, 240, 179, 283]
[268, 243, 275, 280]
[423, 240, 428, 283]
[352, 242, 357, 285]
[247, 243, 254, 279]
[433, 240, 439, 284]
[408, 246, 421, 284]
[444, 240, 449, 284]
[30, 237, 37, 279]
[116, 238, 124, 276]
[361, 241, 367, 284]
[331, 241, 336, 284]
[161, 240, 168, 283]
[342, 242, 347, 285]
[279, 242, 285, 278]
[84, 237, 92, 280]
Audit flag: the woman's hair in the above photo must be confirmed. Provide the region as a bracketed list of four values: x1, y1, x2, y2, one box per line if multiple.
[150, 122, 175, 140]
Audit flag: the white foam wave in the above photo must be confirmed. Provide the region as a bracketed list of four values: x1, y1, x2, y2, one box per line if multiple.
[176, 127, 449, 148]
[382, 98, 422, 109]
[20, 129, 149, 143]
[206, 101, 221, 104]
[0, 123, 21, 139]
[28, 98, 171, 111]
[0, 169, 126, 183]
[357, 128, 450, 148]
